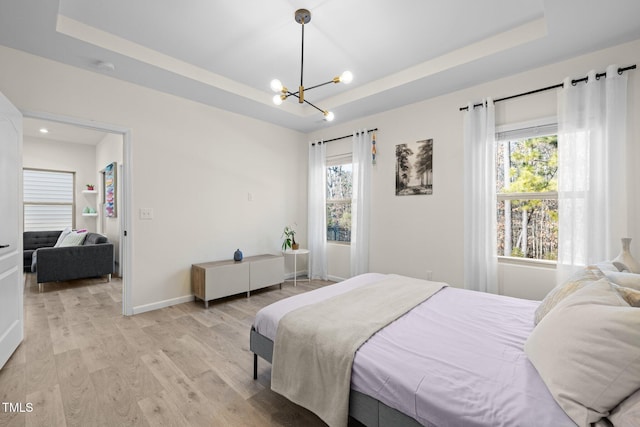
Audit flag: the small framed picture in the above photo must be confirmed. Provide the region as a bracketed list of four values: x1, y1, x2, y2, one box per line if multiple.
[395, 139, 433, 196]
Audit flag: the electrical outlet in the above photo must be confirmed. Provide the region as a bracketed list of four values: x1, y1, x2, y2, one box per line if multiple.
[140, 208, 154, 220]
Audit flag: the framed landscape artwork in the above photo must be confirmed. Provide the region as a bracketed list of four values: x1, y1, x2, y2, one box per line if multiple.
[395, 139, 433, 196]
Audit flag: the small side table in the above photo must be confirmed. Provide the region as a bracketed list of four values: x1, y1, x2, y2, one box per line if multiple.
[282, 249, 310, 287]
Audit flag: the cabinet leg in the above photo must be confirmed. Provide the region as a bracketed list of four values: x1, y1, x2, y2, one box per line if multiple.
[204, 300, 208, 309]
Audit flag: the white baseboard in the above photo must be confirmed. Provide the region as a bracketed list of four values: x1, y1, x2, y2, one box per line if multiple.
[284, 270, 309, 280]
[131, 272, 342, 315]
[132, 294, 195, 315]
[286, 271, 347, 283]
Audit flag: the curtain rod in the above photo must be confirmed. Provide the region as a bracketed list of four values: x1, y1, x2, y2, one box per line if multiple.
[315, 128, 379, 144]
[459, 64, 636, 111]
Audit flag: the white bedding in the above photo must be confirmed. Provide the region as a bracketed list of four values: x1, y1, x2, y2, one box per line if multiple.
[254, 272, 388, 340]
[253, 273, 575, 427]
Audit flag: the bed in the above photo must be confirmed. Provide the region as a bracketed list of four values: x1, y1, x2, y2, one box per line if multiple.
[250, 273, 577, 427]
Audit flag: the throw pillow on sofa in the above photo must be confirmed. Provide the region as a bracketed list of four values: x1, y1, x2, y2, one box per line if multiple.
[53, 226, 72, 247]
[58, 230, 87, 247]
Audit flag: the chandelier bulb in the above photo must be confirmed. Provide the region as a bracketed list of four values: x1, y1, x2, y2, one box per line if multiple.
[272, 94, 284, 105]
[339, 71, 353, 84]
[324, 111, 335, 122]
[270, 79, 283, 93]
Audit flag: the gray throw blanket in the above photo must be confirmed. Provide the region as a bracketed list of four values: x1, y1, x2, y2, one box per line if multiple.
[271, 274, 446, 427]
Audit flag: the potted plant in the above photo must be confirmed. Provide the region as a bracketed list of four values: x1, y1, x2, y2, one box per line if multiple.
[86, 184, 95, 191]
[282, 225, 299, 251]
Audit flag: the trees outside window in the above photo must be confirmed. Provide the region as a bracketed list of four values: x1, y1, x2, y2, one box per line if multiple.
[326, 163, 352, 243]
[496, 133, 558, 260]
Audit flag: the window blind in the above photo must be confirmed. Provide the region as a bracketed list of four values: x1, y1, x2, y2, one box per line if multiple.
[23, 169, 74, 231]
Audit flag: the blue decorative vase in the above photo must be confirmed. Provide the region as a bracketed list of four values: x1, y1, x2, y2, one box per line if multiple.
[234, 249, 243, 262]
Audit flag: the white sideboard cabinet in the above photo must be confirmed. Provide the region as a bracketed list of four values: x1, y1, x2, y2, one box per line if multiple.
[191, 254, 284, 308]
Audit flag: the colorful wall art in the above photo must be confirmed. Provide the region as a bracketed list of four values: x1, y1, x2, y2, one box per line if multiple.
[104, 162, 117, 217]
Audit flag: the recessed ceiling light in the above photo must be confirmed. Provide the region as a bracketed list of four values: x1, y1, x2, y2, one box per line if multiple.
[39, 128, 49, 134]
[96, 60, 116, 72]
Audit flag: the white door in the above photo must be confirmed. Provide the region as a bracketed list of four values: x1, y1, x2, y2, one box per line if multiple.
[0, 91, 23, 369]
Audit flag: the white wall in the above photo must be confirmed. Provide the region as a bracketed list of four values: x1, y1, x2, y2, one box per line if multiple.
[5, 37, 640, 307]
[0, 45, 306, 312]
[96, 133, 123, 275]
[308, 39, 640, 300]
[22, 137, 98, 232]
[498, 260, 556, 300]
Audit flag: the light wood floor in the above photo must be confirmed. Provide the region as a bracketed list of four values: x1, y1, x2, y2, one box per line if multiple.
[0, 274, 338, 426]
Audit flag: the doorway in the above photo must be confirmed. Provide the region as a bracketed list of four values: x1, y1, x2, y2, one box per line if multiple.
[21, 110, 133, 315]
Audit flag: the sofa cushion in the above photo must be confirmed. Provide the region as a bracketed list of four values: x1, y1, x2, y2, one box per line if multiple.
[23, 230, 62, 250]
[23, 230, 63, 272]
[84, 233, 108, 245]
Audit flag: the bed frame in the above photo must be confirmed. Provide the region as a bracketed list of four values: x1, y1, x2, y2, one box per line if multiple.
[250, 326, 425, 427]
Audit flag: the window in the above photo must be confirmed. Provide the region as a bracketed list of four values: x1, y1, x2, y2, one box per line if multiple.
[496, 124, 558, 261]
[23, 169, 75, 231]
[326, 161, 352, 243]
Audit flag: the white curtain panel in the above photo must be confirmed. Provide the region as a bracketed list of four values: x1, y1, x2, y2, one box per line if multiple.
[351, 129, 372, 276]
[557, 65, 628, 282]
[308, 141, 328, 280]
[463, 99, 498, 293]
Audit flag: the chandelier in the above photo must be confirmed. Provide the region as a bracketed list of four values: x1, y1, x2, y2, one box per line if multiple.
[270, 8, 353, 122]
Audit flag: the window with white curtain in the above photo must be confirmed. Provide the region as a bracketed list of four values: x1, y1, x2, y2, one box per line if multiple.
[326, 156, 352, 243]
[23, 168, 75, 231]
[496, 123, 558, 261]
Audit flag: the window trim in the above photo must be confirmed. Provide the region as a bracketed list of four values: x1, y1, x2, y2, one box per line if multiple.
[495, 116, 557, 138]
[497, 255, 557, 268]
[495, 119, 558, 265]
[497, 191, 558, 201]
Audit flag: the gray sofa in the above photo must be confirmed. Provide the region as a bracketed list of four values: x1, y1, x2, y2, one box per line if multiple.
[23, 230, 61, 272]
[24, 230, 114, 290]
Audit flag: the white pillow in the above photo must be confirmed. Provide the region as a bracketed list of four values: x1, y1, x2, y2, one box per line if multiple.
[595, 261, 619, 272]
[534, 266, 603, 325]
[54, 226, 72, 247]
[610, 388, 640, 427]
[605, 271, 640, 290]
[525, 280, 640, 426]
[58, 230, 87, 247]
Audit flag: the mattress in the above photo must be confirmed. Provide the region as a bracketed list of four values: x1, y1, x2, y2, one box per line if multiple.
[253, 273, 575, 427]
